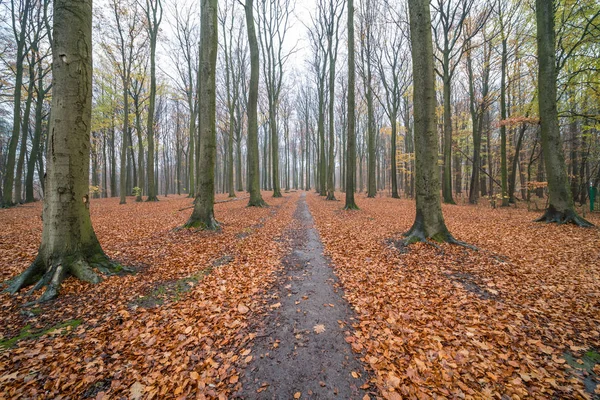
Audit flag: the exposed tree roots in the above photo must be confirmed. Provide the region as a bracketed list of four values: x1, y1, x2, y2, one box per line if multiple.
[6, 252, 125, 303]
[248, 198, 268, 208]
[146, 196, 159, 202]
[326, 193, 337, 201]
[344, 203, 359, 211]
[183, 216, 220, 231]
[403, 223, 478, 252]
[535, 206, 595, 227]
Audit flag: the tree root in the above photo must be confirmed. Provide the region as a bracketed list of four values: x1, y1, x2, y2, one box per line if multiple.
[535, 206, 594, 227]
[248, 198, 268, 208]
[402, 224, 478, 252]
[325, 193, 337, 201]
[183, 217, 221, 231]
[6, 252, 126, 303]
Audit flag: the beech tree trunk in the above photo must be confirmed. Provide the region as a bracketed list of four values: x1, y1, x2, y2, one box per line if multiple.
[405, 0, 455, 243]
[186, 0, 219, 228]
[145, 0, 161, 202]
[7, 0, 122, 302]
[345, 0, 358, 210]
[245, 0, 266, 207]
[534, 0, 592, 226]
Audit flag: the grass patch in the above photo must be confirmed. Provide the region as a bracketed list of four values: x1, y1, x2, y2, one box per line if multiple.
[0, 319, 82, 350]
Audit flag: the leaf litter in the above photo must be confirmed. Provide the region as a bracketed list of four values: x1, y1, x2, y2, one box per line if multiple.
[307, 192, 600, 399]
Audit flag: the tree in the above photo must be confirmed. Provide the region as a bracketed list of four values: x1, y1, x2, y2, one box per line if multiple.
[171, 2, 199, 198]
[219, 0, 238, 198]
[185, 0, 219, 229]
[323, 0, 344, 201]
[245, 0, 267, 207]
[7, 0, 122, 302]
[344, 0, 358, 210]
[2, 0, 31, 207]
[375, 10, 410, 200]
[25, 1, 52, 203]
[405, 0, 456, 243]
[103, 0, 143, 205]
[432, 0, 487, 204]
[534, 0, 592, 226]
[357, 0, 377, 198]
[142, 0, 162, 202]
[257, 0, 294, 198]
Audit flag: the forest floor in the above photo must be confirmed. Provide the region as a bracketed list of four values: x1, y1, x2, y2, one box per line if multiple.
[0, 191, 599, 399]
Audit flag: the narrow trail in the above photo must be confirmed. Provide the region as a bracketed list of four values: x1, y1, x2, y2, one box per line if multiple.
[238, 193, 371, 399]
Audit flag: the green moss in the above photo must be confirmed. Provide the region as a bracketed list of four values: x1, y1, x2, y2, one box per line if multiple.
[430, 231, 450, 243]
[184, 220, 207, 229]
[134, 268, 213, 308]
[0, 319, 82, 350]
[585, 350, 600, 363]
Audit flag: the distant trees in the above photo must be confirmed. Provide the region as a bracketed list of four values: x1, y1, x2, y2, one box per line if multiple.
[0, 0, 598, 230]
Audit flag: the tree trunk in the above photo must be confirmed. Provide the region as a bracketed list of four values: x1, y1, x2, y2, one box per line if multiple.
[405, 0, 456, 243]
[500, 37, 509, 206]
[534, 0, 591, 226]
[245, 0, 266, 207]
[345, 0, 358, 209]
[15, 60, 36, 204]
[441, 68, 455, 204]
[26, 60, 46, 203]
[8, 0, 122, 302]
[119, 83, 129, 204]
[145, 0, 161, 202]
[2, 0, 31, 207]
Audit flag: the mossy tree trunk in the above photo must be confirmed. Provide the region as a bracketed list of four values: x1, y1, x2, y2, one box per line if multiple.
[534, 0, 592, 226]
[7, 0, 122, 302]
[405, 0, 456, 243]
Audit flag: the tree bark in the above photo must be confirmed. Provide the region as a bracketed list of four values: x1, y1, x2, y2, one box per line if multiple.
[405, 0, 456, 243]
[534, 0, 592, 226]
[145, 0, 161, 202]
[345, 0, 358, 209]
[245, 0, 266, 207]
[8, 0, 122, 302]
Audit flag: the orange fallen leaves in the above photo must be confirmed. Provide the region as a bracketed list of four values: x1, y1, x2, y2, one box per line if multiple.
[0, 192, 296, 398]
[307, 192, 600, 399]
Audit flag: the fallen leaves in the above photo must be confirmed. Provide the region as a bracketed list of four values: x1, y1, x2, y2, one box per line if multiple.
[0, 192, 295, 399]
[313, 324, 326, 334]
[307, 193, 600, 399]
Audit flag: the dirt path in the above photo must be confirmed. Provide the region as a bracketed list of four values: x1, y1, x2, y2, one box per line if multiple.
[238, 193, 371, 399]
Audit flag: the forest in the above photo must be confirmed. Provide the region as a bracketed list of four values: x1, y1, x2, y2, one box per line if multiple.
[0, 0, 599, 398]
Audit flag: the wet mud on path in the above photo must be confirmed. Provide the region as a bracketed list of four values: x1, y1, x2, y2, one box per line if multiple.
[238, 193, 371, 399]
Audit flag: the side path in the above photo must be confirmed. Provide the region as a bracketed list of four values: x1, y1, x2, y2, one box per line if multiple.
[238, 193, 372, 399]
